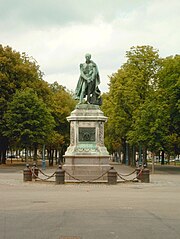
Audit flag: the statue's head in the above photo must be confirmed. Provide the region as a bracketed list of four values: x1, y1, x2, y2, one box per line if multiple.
[85, 53, 91, 62]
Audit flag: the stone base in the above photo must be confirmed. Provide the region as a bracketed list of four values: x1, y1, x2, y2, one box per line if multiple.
[63, 155, 111, 181]
[63, 104, 111, 182]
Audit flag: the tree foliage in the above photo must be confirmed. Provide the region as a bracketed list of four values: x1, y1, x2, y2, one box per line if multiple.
[102, 46, 179, 163]
[49, 81, 76, 143]
[157, 55, 180, 155]
[0, 45, 45, 163]
[3, 88, 55, 148]
[102, 46, 160, 147]
[0, 45, 75, 164]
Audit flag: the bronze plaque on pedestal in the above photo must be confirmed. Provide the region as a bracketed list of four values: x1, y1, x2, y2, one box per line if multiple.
[79, 127, 95, 142]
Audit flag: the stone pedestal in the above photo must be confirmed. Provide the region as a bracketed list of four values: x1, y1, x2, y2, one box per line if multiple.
[63, 104, 110, 181]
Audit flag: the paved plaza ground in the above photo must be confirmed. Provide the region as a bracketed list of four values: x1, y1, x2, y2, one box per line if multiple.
[0, 163, 180, 239]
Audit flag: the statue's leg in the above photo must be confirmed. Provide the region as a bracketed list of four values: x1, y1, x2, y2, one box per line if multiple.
[80, 81, 86, 103]
[87, 82, 93, 103]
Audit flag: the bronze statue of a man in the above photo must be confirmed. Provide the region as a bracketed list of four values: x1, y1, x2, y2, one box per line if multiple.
[75, 53, 102, 105]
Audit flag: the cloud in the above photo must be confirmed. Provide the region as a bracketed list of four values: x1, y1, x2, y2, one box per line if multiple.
[0, 0, 179, 93]
[0, 0, 146, 28]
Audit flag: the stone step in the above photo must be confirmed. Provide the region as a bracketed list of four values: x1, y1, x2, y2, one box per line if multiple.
[65, 174, 108, 181]
[65, 170, 109, 176]
[65, 157, 110, 165]
[63, 165, 110, 174]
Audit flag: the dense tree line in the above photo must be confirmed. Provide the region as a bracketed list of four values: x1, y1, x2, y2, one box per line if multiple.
[102, 46, 180, 165]
[0, 45, 76, 164]
[1, 44, 179, 166]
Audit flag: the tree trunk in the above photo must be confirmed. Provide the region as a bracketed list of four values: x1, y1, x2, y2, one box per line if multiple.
[152, 152, 155, 174]
[167, 154, 170, 164]
[25, 147, 28, 162]
[138, 144, 142, 166]
[0, 136, 8, 164]
[161, 150, 165, 165]
[117, 146, 122, 164]
[48, 149, 51, 165]
[142, 147, 147, 167]
[121, 140, 126, 164]
[59, 146, 65, 164]
[48, 149, 54, 166]
[131, 145, 136, 167]
[55, 150, 58, 165]
[51, 150, 54, 166]
[1, 150, 7, 164]
[33, 144, 38, 161]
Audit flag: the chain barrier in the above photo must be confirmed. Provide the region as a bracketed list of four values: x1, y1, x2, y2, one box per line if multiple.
[31, 167, 56, 181]
[116, 167, 144, 182]
[117, 169, 136, 177]
[64, 168, 112, 183]
[29, 165, 143, 183]
[38, 168, 56, 178]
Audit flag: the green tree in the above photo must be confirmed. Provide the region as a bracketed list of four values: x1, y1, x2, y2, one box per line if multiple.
[102, 45, 161, 164]
[46, 82, 76, 165]
[157, 55, 180, 157]
[0, 45, 45, 163]
[49, 82, 76, 140]
[3, 88, 55, 161]
[128, 93, 170, 153]
[128, 55, 180, 163]
[46, 131, 65, 165]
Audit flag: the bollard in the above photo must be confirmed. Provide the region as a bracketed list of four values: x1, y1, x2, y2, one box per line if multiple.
[141, 168, 150, 183]
[32, 162, 39, 179]
[55, 165, 65, 184]
[136, 167, 143, 180]
[107, 167, 117, 185]
[23, 164, 32, 182]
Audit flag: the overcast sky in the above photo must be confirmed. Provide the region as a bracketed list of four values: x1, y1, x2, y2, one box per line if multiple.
[1, 0, 179, 92]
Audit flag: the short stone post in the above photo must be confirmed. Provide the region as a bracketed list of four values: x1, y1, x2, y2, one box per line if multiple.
[141, 168, 150, 183]
[107, 167, 117, 185]
[135, 167, 142, 180]
[55, 165, 65, 184]
[23, 164, 32, 182]
[32, 162, 39, 179]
